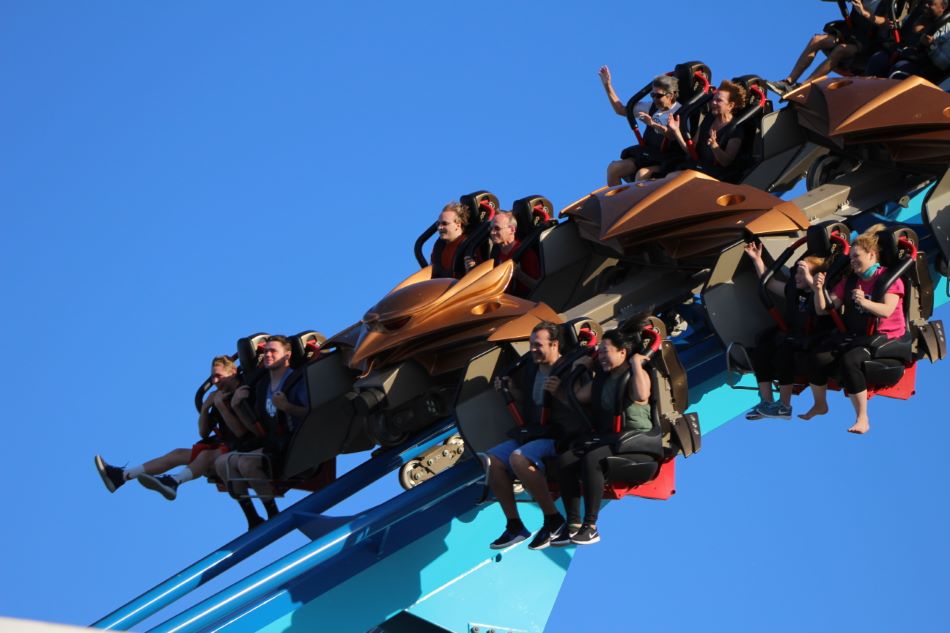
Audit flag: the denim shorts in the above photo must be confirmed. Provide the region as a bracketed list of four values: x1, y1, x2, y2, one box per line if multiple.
[485, 438, 556, 474]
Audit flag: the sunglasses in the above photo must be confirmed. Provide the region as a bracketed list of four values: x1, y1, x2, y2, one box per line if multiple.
[650, 92, 669, 99]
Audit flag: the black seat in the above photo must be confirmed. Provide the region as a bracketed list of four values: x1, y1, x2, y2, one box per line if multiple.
[459, 191, 501, 265]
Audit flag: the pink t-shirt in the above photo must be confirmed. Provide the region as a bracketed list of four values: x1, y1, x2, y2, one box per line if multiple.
[832, 268, 906, 340]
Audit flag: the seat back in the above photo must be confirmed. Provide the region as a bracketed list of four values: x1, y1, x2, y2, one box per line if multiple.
[290, 330, 326, 368]
[236, 332, 270, 387]
[460, 190, 501, 264]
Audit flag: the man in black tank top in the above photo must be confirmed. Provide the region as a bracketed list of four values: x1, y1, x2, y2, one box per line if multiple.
[483, 322, 581, 551]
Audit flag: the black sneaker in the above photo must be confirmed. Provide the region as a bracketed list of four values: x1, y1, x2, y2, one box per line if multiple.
[571, 524, 600, 545]
[489, 526, 531, 550]
[529, 523, 563, 551]
[550, 522, 580, 547]
[95, 455, 126, 493]
[137, 473, 179, 500]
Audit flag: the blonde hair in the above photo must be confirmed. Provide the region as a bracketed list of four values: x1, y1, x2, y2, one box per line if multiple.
[211, 355, 236, 373]
[853, 223, 888, 258]
[802, 255, 829, 273]
[441, 201, 472, 230]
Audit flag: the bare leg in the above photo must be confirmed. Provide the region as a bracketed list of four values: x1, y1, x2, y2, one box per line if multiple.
[240, 454, 275, 501]
[188, 449, 219, 478]
[487, 457, 520, 521]
[607, 159, 637, 187]
[510, 453, 557, 516]
[778, 384, 794, 407]
[635, 165, 660, 181]
[806, 43, 856, 81]
[847, 390, 870, 434]
[139, 448, 192, 477]
[757, 381, 775, 403]
[216, 453, 249, 497]
[799, 383, 829, 420]
[787, 34, 837, 82]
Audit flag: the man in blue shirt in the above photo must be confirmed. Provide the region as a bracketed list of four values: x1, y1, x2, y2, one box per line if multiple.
[217, 335, 310, 529]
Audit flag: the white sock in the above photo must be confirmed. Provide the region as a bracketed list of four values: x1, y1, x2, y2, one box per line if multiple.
[125, 464, 145, 480]
[172, 467, 195, 484]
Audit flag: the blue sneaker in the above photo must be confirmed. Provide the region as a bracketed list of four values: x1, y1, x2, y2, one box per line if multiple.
[759, 401, 792, 420]
[745, 401, 770, 420]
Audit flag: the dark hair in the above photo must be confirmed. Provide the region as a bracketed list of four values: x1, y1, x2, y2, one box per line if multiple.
[718, 79, 748, 111]
[602, 329, 634, 356]
[264, 335, 292, 353]
[531, 321, 561, 346]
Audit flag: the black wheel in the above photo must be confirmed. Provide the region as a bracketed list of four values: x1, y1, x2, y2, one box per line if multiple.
[805, 155, 860, 191]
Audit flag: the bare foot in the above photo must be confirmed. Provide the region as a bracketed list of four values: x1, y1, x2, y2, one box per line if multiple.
[848, 417, 870, 434]
[798, 404, 828, 420]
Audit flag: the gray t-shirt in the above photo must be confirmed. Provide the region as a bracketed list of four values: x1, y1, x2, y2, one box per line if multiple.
[531, 365, 551, 408]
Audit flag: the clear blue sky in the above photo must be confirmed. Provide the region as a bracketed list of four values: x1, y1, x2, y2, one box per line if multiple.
[3, 2, 948, 632]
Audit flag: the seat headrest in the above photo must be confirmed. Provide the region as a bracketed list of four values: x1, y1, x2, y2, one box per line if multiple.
[807, 221, 851, 257]
[290, 330, 327, 368]
[459, 191, 500, 228]
[875, 227, 919, 268]
[237, 332, 270, 385]
[511, 195, 555, 240]
[560, 318, 602, 355]
[673, 61, 712, 104]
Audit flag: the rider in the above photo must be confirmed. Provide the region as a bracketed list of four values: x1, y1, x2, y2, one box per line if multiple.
[599, 66, 682, 186]
[553, 329, 651, 546]
[805, 224, 907, 434]
[218, 335, 310, 529]
[94, 355, 242, 500]
[487, 211, 540, 297]
[430, 201, 473, 279]
[768, 0, 893, 94]
[668, 80, 748, 183]
[743, 242, 829, 420]
[482, 321, 587, 550]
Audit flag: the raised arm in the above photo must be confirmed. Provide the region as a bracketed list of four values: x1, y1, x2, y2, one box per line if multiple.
[743, 241, 785, 295]
[599, 65, 627, 117]
[813, 272, 843, 314]
[627, 354, 652, 404]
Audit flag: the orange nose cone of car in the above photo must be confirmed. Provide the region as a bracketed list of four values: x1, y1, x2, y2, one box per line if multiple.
[349, 260, 545, 368]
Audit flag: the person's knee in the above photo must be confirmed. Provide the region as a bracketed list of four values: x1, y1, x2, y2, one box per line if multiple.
[238, 456, 265, 477]
[830, 44, 854, 61]
[214, 454, 231, 480]
[807, 33, 830, 51]
[608, 160, 634, 177]
[509, 453, 536, 478]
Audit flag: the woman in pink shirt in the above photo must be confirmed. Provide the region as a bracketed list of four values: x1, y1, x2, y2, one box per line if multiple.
[803, 224, 906, 434]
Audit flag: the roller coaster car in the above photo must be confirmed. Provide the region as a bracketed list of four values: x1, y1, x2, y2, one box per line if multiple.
[322, 257, 561, 449]
[783, 75, 950, 177]
[453, 318, 699, 502]
[725, 222, 946, 402]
